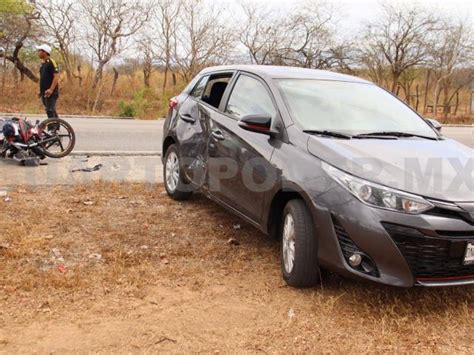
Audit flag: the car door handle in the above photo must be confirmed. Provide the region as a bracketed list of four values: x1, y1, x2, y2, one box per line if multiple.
[211, 130, 225, 141]
[179, 113, 196, 123]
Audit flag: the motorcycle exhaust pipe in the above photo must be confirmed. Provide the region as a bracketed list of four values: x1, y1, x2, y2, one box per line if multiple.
[12, 142, 40, 149]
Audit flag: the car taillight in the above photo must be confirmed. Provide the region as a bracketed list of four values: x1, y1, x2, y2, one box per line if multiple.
[169, 97, 178, 110]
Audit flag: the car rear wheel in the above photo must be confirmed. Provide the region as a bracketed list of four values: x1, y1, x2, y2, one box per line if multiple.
[164, 144, 192, 200]
[281, 199, 320, 287]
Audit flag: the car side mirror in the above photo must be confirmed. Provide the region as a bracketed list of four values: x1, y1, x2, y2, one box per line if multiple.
[238, 114, 278, 137]
[425, 118, 442, 132]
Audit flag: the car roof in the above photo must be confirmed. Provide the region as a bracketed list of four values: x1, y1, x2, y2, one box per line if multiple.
[200, 65, 371, 84]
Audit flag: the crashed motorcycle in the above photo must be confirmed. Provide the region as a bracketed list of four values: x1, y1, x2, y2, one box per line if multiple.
[0, 117, 75, 166]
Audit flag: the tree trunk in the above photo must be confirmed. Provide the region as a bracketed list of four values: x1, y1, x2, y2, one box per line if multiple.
[143, 65, 151, 88]
[470, 87, 473, 115]
[442, 83, 450, 119]
[92, 80, 105, 114]
[172, 72, 177, 86]
[454, 91, 459, 116]
[1, 54, 39, 83]
[1, 41, 39, 83]
[423, 70, 430, 114]
[415, 84, 419, 112]
[110, 67, 119, 95]
[73, 65, 83, 87]
[433, 79, 442, 118]
[163, 66, 168, 93]
[93, 62, 105, 89]
[402, 83, 411, 105]
[63, 58, 74, 82]
[390, 72, 400, 93]
[13, 67, 19, 85]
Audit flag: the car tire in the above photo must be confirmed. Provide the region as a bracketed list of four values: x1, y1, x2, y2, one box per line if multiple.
[281, 199, 320, 287]
[163, 144, 192, 200]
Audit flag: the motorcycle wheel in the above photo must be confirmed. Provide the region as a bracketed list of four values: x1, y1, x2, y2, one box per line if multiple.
[38, 118, 76, 158]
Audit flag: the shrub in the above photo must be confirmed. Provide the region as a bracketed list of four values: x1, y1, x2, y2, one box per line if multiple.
[118, 100, 136, 118]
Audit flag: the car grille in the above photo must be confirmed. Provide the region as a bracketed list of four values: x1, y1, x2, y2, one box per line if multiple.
[383, 223, 474, 280]
[426, 207, 474, 226]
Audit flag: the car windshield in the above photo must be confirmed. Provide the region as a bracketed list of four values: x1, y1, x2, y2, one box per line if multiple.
[277, 79, 438, 138]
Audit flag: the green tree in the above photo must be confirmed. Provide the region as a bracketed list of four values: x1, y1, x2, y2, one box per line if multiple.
[0, 0, 39, 83]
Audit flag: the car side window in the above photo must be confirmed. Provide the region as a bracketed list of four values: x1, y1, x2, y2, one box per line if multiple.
[201, 74, 233, 109]
[226, 75, 276, 119]
[191, 76, 209, 98]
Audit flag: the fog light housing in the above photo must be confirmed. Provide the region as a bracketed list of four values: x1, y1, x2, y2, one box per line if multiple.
[332, 216, 380, 278]
[348, 253, 362, 267]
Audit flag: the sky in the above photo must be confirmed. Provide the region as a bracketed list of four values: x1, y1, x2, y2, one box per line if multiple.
[336, 0, 473, 29]
[230, 0, 474, 34]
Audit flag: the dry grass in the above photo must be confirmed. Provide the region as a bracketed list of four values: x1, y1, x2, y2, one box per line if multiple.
[1, 70, 473, 123]
[0, 182, 472, 353]
[0, 72, 185, 119]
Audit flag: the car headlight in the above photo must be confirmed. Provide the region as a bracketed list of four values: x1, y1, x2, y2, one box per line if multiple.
[322, 162, 434, 214]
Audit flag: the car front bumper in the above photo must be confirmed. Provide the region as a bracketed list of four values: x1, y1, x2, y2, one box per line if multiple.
[312, 187, 474, 287]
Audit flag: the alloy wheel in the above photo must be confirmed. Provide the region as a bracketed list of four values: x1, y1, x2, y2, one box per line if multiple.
[282, 213, 296, 274]
[165, 151, 180, 192]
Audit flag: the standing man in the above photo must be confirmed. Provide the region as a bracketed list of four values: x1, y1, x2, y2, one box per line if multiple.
[35, 44, 60, 119]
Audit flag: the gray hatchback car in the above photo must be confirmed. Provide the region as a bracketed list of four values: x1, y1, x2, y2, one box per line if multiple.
[162, 65, 474, 287]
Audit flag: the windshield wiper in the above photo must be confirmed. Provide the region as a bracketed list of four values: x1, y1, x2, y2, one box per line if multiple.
[303, 130, 352, 139]
[353, 131, 438, 141]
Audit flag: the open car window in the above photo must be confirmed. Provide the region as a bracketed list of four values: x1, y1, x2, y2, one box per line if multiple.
[201, 73, 233, 109]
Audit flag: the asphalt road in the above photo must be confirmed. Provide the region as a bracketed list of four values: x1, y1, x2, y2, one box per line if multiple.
[442, 126, 474, 148]
[62, 118, 164, 153]
[0, 119, 471, 187]
[2, 115, 473, 152]
[63, 118, 473, 152]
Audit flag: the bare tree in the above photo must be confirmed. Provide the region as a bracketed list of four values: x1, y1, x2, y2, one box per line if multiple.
[427, 20, 473, 117]
[80, 0, 152, 88]
[399, 67, 418, 105]
[360, 3, 439, 93]
[174, 0, 235, 81]
[238, 1, 352, 71]
[276, 2, 332, 67]
[358, 32, 390, 87]
[154, 0, 180, 92]
[110, 66, 119, 95]
[139, 35, 155, 88]
[238, 2, 284, 65]
[37, 0, 78, 82]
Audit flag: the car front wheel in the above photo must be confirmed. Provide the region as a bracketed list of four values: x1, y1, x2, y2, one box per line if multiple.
[163, 144, 192, 200]
[281, 199, 320, 287]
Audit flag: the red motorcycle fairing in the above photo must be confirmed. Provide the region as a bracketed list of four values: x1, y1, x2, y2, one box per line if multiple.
[18, 118, 33, 142]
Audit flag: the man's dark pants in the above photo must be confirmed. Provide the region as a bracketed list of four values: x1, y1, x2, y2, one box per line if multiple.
[41, 93, 59, 118]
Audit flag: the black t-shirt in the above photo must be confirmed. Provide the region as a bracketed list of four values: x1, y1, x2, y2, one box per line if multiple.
[39, 58, 59, 94]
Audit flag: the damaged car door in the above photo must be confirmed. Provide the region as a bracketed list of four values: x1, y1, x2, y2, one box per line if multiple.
[176, 75, 210, 187]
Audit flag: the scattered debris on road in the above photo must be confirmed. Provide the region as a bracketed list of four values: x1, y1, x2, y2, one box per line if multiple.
[71, 163, 103, 173]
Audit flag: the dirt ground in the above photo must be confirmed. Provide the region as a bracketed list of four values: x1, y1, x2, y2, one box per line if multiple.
[0, 183, 472, 353]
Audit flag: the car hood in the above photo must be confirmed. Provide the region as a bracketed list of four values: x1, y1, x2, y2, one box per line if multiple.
[307, 136, 474, 202]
